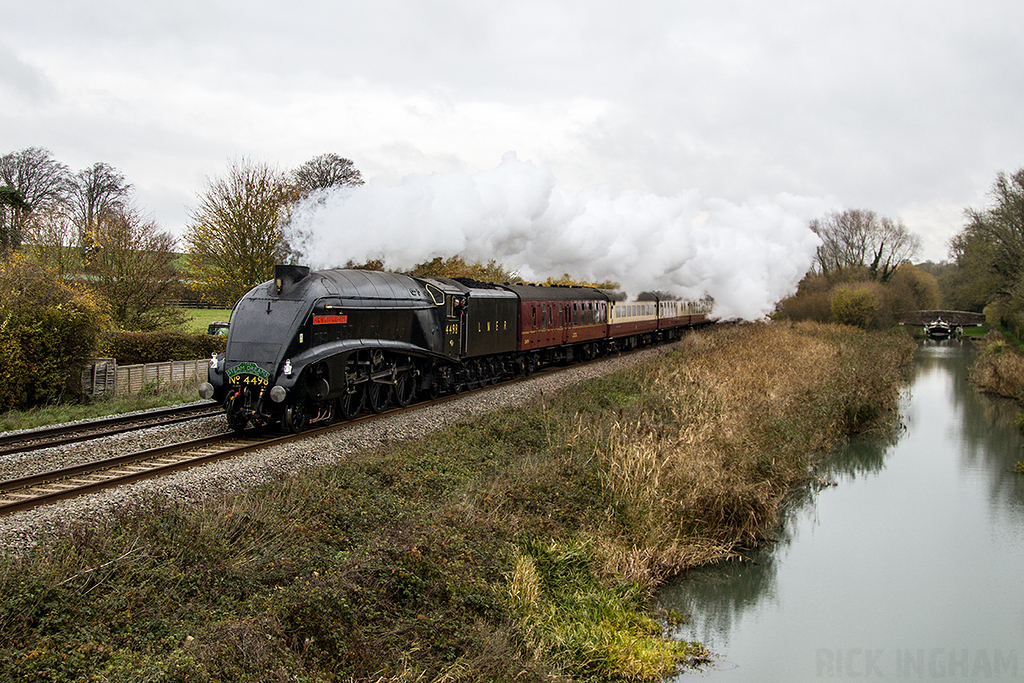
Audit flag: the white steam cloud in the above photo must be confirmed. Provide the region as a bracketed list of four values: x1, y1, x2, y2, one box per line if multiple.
[289, 153, 826, 320]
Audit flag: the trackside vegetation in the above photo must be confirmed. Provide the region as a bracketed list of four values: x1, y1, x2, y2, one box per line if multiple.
[0, 322, 915, 682]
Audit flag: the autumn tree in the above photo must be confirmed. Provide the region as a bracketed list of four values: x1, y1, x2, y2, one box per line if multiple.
[945, 168, 1024, 331]
[281, 153, 366, 264]
[811, 209, 921, 282]
[0, 255, 104, 408]
[184, 158, 293, 305]
[0, 147, 71, 252]
[89, 205, 183, 331]
[539, 272, 620, 289]
[0, 186, 30, 252]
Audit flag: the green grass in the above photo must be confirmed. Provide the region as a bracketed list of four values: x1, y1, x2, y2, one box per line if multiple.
[180, 308, 231, 335]
[0, 387, 204, 433]
[960, 323, 991, 338]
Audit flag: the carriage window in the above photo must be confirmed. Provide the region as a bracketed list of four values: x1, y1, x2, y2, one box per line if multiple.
[532, 306, 537, 328]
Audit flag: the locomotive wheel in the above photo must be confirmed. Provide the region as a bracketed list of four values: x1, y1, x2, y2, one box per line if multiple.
[226, 394, 247, 432]
[284, 403, 308, 433]
[367, 381, 391, 413]
[339, 390, 361, 420]
[394, 372, 415, 407]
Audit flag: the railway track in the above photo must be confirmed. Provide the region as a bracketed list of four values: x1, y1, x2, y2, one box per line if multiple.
[0, 431, 281, 515]
[0, 402, 221, 458]
[0, 346, 662, 516]
[0, 391, 458, 516]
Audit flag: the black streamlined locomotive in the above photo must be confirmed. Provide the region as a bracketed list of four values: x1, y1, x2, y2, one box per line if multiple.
[198, 265, 711, 432]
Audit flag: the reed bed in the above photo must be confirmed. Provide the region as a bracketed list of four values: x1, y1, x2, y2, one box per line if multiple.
[968, 333, 1024, 402]
[591, 322, 914, 585]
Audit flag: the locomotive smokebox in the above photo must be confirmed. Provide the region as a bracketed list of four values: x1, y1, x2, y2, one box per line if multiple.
[274, 264, 310, 294]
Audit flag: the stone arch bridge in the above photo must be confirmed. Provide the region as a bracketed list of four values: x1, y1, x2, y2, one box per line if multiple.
[899, 310, 986, 327]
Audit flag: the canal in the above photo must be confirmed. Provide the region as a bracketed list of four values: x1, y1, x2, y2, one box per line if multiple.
[660, 340, 1024, 680]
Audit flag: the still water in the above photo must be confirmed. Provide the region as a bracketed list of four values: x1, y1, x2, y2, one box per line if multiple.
[660, 341, 1024, 680]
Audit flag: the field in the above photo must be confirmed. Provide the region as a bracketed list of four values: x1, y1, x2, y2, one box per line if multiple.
[0, 322, 916, 682]
[180, 308, 231, 334]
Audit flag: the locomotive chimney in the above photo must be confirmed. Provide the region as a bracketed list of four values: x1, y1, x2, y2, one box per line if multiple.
[274, 264, 311, 294]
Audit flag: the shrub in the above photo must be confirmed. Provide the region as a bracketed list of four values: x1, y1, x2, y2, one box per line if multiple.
[0, 256, 105, 409]
[774, 273, 832, 322]
[830, 284, 878, 328]
[98, 331, 226, 364]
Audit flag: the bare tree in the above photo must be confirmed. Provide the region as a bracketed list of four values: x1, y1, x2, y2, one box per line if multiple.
[89, 205, 182, 330]
[0, 147, 71, 252]
[70, 162, 132, 255]
[811, 209, 921, 282]
[291, 153, 363, 197]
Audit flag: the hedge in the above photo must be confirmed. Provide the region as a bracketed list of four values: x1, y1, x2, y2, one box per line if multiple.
[98, 331, 226, 365]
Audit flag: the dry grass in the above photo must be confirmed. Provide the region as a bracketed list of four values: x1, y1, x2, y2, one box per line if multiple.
[969, 332, 1024, 401]
[595, 322, 914, 582]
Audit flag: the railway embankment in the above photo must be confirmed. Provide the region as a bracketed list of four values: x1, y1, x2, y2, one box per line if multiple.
[0, 322, 915, 682]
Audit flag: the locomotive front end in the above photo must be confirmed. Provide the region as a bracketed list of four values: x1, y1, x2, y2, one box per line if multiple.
[199, 265, 316, 431]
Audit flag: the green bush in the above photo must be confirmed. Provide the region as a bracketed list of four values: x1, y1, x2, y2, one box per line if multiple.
[98, 331, 226, 364]
[830, 284, 878, 328]
[0, 256, 105, 409]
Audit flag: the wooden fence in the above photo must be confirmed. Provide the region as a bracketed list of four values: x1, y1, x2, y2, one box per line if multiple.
[82, 358, 208, 398]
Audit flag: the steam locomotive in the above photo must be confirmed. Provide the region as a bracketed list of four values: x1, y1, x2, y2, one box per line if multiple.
[198, 265, 712, 432]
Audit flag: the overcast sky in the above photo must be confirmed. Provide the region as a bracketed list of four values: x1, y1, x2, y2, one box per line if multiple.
[3, 0, 1022, 264]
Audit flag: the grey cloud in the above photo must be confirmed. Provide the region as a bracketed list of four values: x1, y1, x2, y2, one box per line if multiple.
[0, 43, 56, 102]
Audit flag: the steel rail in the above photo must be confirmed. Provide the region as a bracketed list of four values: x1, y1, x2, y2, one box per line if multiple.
[0, 402, 221, 457]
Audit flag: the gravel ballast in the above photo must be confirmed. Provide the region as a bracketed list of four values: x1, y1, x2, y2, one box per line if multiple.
[0, 347, 672, 556]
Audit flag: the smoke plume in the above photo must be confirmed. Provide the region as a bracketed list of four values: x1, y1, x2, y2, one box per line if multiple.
[289, 153, 825, 320]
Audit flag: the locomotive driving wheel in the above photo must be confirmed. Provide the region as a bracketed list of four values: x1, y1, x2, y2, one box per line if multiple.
[339, 389, 361, 420]
[394, 371, 415, 407]
[367, 380, 391, 413]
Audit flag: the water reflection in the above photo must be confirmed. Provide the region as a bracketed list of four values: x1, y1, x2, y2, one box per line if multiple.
[660, 340, 1024, 680]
